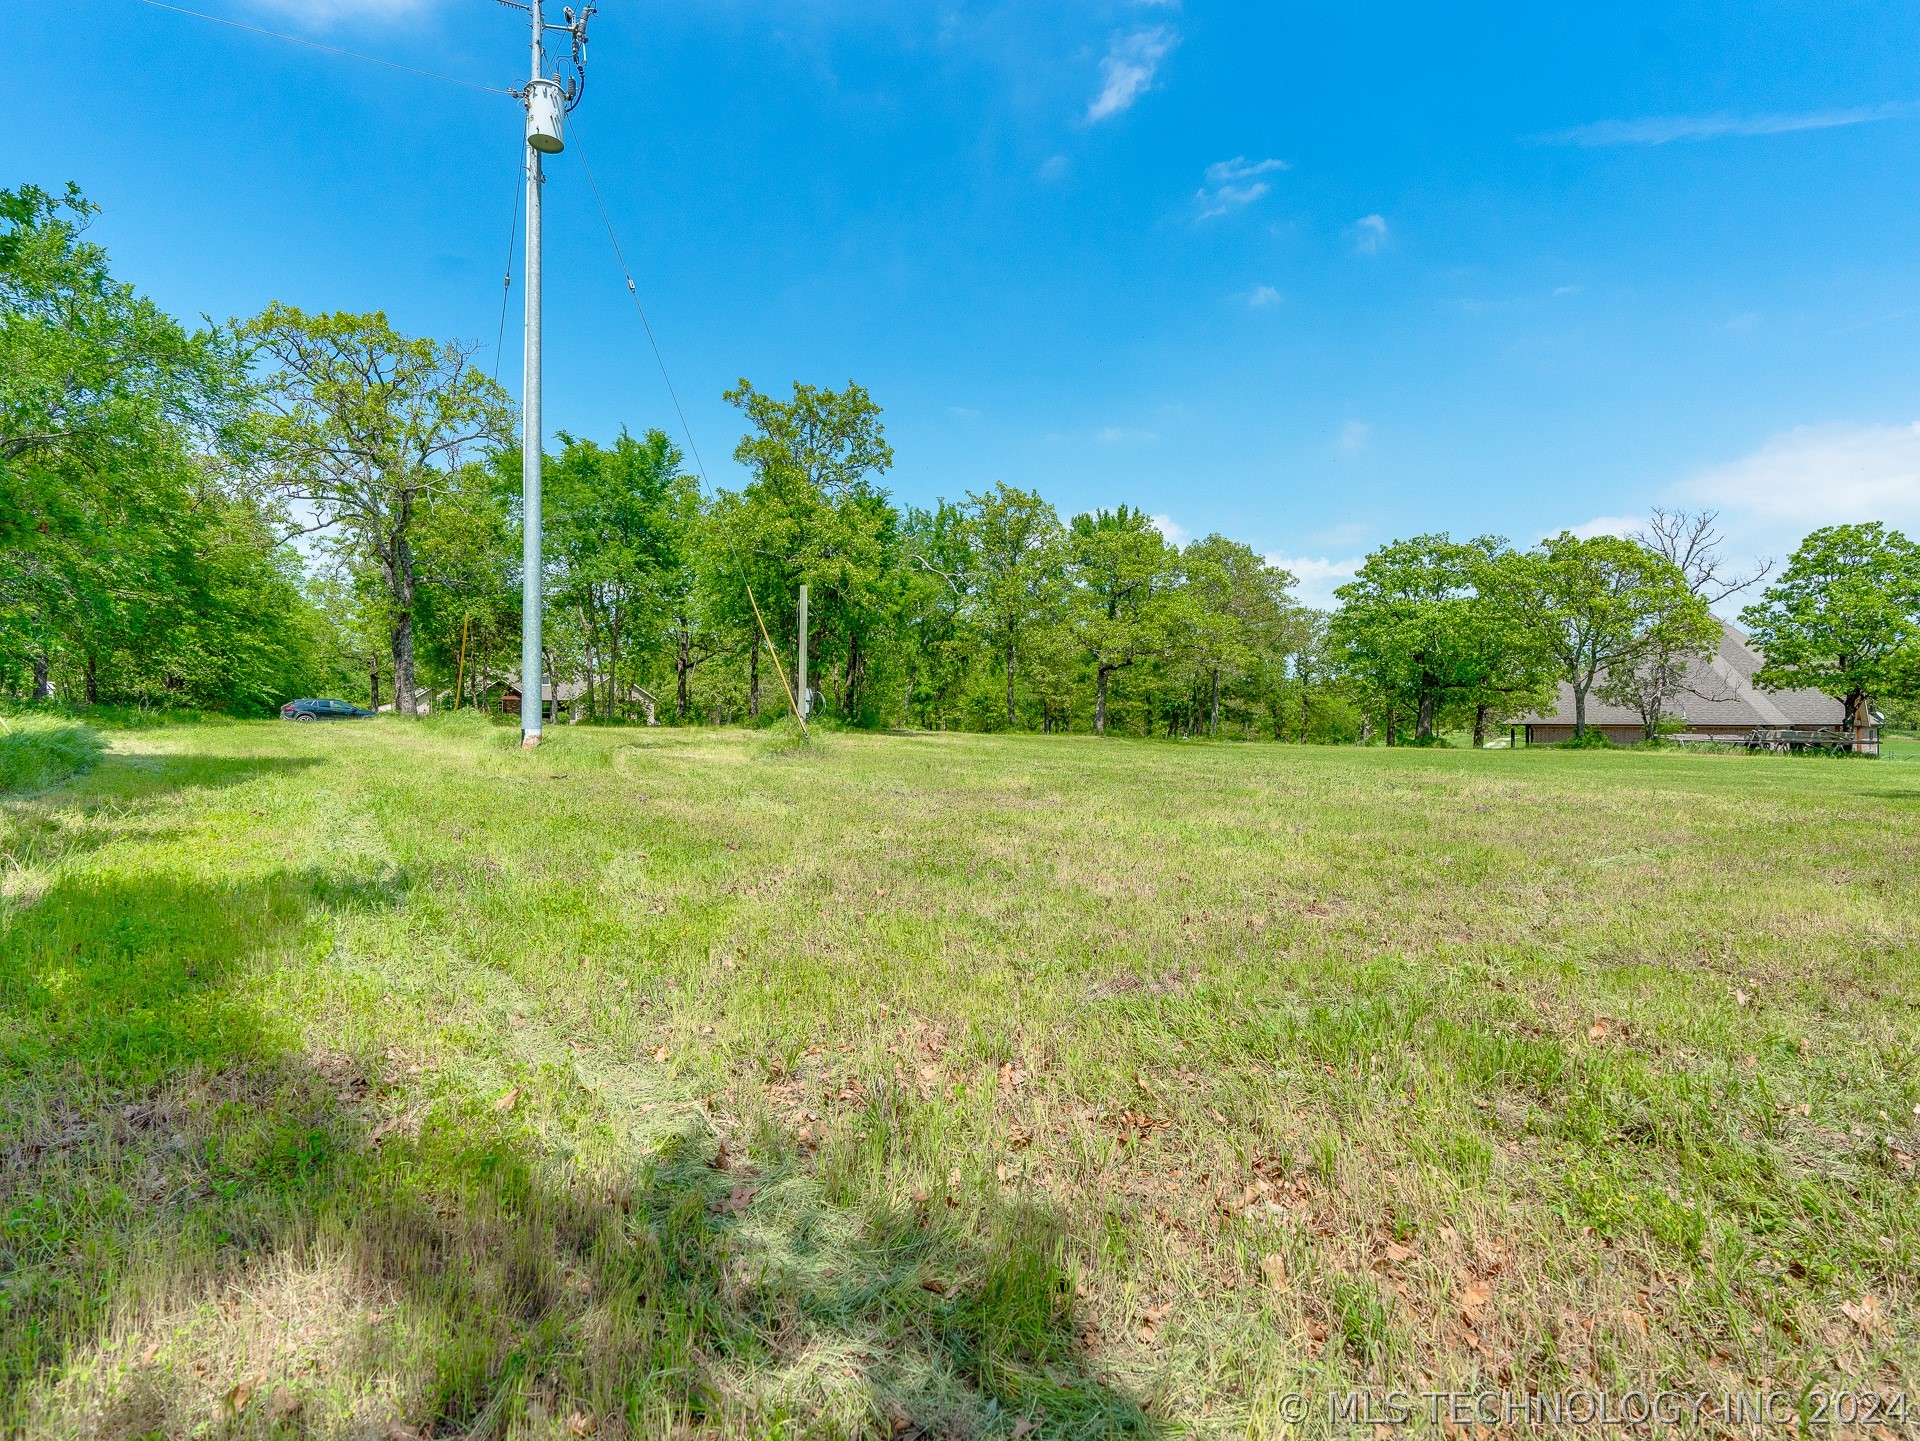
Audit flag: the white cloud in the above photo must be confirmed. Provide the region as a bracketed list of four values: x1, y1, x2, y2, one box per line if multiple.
[1554, 284, 1582, 297]
[1037, 154, 1070, 182]
[1196, 182, 1271, 219]
[1352, 213, 1389, 254]
[1245, 284, 1282, 308]
[1086, 27, 1178, 123]
[1683, 421, 1920, 528]
[1545, 102, 1920, 147]
[1095, 426, 1159, 445]
[1195, 157, 1288, 219]
[1150, 514, 1190, 545]
[947, 406, 980, 420]
[1203, 156, 1288, 186]
[1564, 514, 1646, 540]
[1338, 420, 1370, 454]
[249, 0, 436, 23]
[1265, 553, 1363, 609]
[1725, 311, 1761, 333]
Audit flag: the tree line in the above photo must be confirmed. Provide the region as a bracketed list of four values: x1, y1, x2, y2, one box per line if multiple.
[7, 183, 1919, 742]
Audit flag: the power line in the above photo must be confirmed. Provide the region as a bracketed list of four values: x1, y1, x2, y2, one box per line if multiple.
[129, 0, 515, 96]
[492, 151, 525, 382]
[567, 119, 807, 734]
[566, 120, 716, 488]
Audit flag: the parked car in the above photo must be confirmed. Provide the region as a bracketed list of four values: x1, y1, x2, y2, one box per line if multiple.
[281, 698, 375, 722]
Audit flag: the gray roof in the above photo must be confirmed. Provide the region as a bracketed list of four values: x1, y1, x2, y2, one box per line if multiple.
[1519, 621, 1844, 730]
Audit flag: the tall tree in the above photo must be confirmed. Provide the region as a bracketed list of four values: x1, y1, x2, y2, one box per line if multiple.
[1065, 506, 1178, 735]
[1509, 532, 1717, 738]
[719, 379, 896, 721]
[1739, 523, 1920, 729]
[898, 500, 977, 728]
[958, 483, 1064, 727]
[246, 304, 513, 715]
[543, 429, 696, 720]
[0, 183, 313, 712]
[1177, 535, 1296, 737]
[1596, 509, 1773, 740]
[1330, 535, 1551, 743]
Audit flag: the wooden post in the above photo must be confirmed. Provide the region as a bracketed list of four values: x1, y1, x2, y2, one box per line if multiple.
[454, 614, 471, 713]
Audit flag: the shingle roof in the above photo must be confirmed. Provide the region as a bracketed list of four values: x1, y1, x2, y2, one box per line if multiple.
[1517, 621, 1844, 730]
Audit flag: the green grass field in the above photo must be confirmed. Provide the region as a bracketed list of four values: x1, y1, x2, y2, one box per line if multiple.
[2, 718, 1915, 1439]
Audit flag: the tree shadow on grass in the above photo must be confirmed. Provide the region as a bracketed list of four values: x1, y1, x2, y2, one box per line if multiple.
[1, 865, 1153, 1440]
[1, 753, 329, 882]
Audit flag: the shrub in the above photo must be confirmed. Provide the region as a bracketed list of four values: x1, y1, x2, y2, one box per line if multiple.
[0, 721, 105, 794]
[1560, 729, 1616, 750]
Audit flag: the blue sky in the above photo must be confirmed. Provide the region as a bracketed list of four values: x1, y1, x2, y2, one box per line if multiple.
[16, 0, 1920, 603]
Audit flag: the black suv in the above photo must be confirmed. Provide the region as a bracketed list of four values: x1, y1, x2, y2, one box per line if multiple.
[281, 698, 375, 722]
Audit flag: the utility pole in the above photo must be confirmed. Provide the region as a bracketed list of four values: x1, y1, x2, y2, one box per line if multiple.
[502, 0, 593, 748]
[796, 584, 810, 720]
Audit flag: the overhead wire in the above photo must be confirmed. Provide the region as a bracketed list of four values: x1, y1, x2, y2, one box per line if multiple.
[129, 0, 516, 96]
[567, 118, 807, 734]
[492, 152, 525, 382]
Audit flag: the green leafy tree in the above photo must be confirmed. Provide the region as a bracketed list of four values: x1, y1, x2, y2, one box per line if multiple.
[1175, 535, 1297, 737]
[1509, 532, 1717, 738]
[898, 500, 978, 728]
[1330, 536, 1552, 744]
[1739, 522, 1920, 727]
[411, 458, 518, 712]
[0, 183, 312, 712]
[957, 483, 1065, 728]
[1066, 506, 1180, 735]
[246, 304, 514, 715]
[543, 429, 697, 720]
[718, 379, 897, 722]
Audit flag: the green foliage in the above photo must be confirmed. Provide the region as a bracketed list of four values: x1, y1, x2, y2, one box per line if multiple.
[245, 303, 515, 716]
[1558, 728, 1617, 749]
[1330, 534, 1555, 742]
[717, 379, 899, 724]
[0, 184, 324, 713]
[0, 720, 103, 793]
[1740, 522, 1920, 720]
[1508, 532, 1719, 738]
[1066, 506, 1180, 733]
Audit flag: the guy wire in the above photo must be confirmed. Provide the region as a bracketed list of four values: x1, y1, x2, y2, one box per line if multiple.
[566, 119, 807, 734]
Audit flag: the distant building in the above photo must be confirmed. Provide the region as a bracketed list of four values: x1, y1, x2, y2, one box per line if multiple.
[499, 677, 587, 721]
[1518, 621, 1874, 749]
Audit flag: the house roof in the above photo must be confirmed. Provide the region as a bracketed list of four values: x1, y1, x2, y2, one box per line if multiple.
[1518, 621, 1844, 730]
[499, 675, 589, 703]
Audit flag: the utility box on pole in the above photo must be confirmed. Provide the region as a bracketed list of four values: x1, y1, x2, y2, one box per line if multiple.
[505, 0, 593, 748]
[796, 583, 810, 719]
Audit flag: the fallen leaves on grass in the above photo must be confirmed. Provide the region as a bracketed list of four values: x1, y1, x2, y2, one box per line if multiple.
[224, 1375, 262, 1415]
[1459, 1280, 1492, 1326]
[1107, 1108, 1171, 1146]
[1260, 1253, 1287, 1292]
[493, 1087, 520, 1113]
[1137, 1300, 1175, 1344]
[712, 1184, 757, 1216]
[1840, 1295, 1886, 1335]
[567, 1412, 598, 1437]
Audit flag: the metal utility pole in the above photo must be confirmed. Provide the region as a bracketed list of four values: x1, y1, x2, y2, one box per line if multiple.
[501, 0, 593, 747]
[796, 584, 810, 720]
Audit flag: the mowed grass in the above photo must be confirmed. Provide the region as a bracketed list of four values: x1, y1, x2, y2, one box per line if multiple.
[1, 717, 1916, 1439]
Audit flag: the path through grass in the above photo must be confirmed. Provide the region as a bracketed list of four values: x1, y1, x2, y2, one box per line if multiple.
[2, 718, 1915, 1437]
